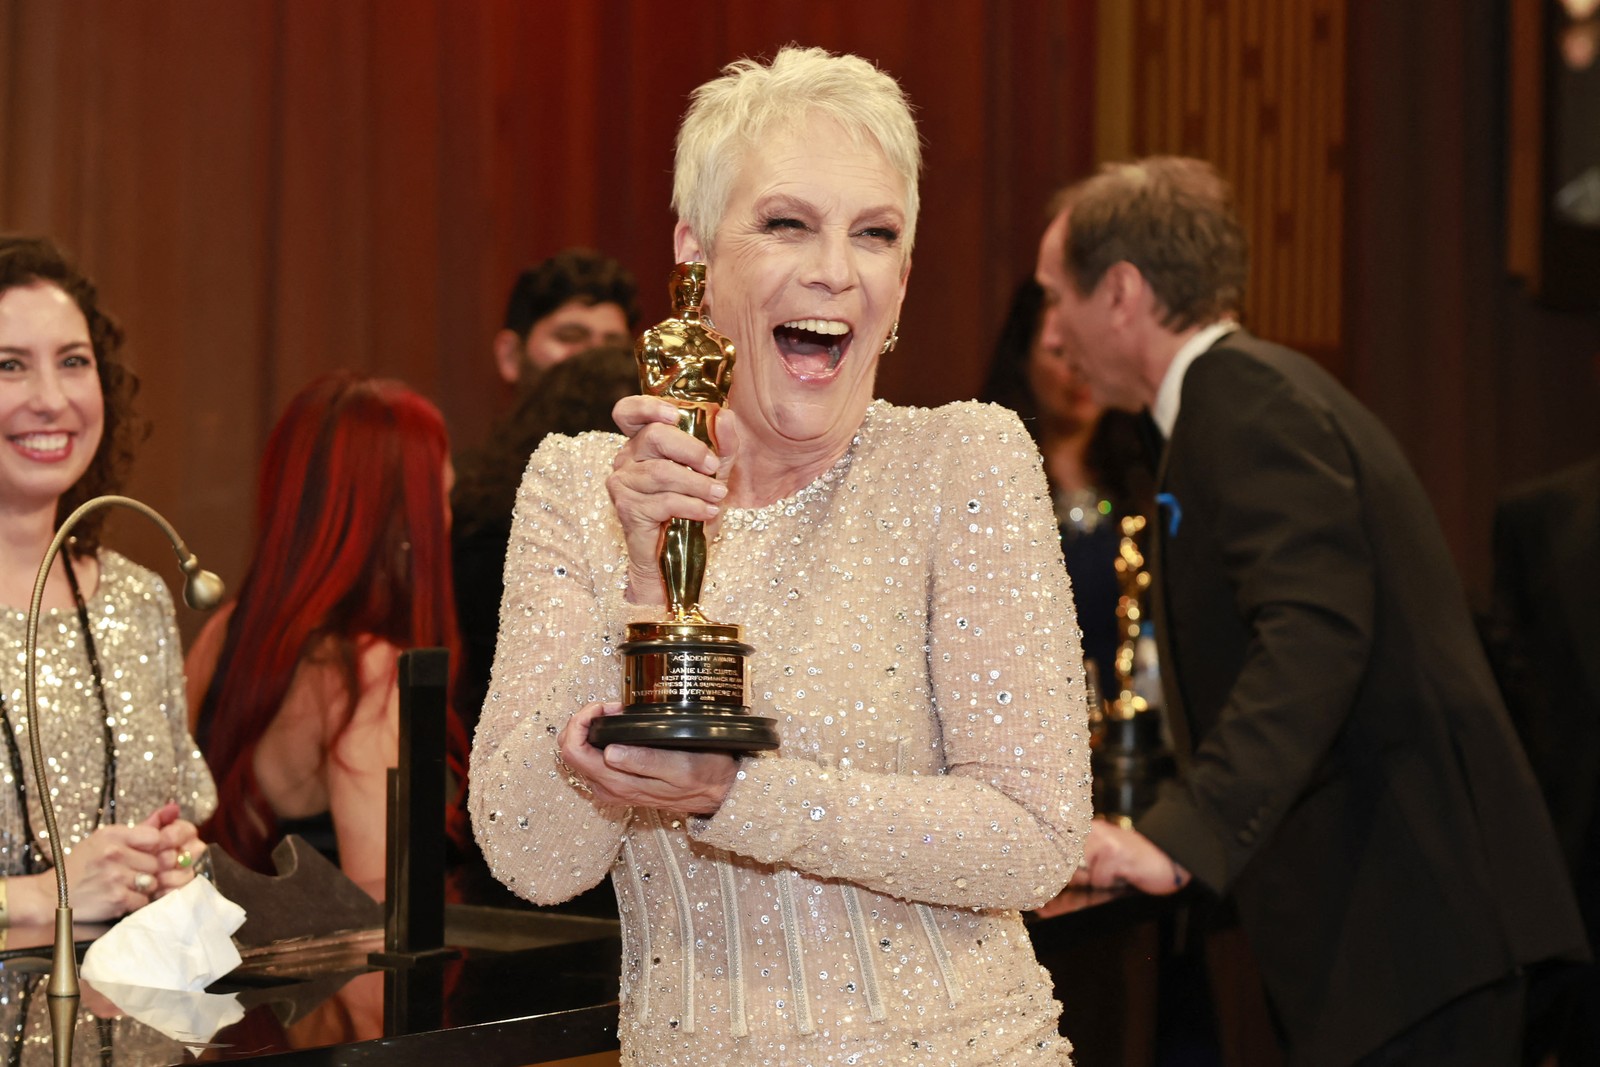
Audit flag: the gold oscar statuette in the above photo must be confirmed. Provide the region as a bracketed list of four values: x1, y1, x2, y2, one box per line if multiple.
[588, 262, 779, 752]
[1089, 513, 1171, 825]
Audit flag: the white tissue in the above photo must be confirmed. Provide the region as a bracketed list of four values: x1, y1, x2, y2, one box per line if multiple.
[81, 875, 247, 991]
[87, 980, 245, 1051]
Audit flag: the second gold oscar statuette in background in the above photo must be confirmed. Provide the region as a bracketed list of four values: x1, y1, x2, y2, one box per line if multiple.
[588, 262, 779, 753]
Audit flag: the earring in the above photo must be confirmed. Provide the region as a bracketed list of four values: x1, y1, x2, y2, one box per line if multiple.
[881, 320, 900, 355]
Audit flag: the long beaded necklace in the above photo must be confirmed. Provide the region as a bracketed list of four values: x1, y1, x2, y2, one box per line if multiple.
[0, 555, 118, 874]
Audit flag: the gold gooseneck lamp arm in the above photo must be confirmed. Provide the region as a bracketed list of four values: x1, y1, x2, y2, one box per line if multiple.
[23, 495, 224, 1063]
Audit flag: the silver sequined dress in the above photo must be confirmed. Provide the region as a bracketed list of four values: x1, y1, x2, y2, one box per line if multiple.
[473, 401, 1092, 1065]
[0, 550, 216, 874]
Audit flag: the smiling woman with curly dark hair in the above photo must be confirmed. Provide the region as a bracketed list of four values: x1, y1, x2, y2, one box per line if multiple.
[0, 236, 148, 555]
[0, 235, 213, 930]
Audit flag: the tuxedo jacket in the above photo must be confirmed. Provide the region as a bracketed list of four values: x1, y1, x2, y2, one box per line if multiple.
[1135, 332, 1586, 1066]
[1490, 457, 1600, 942]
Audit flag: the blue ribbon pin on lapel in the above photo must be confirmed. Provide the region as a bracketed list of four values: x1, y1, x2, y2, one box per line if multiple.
[1156, 492, 1181, 537]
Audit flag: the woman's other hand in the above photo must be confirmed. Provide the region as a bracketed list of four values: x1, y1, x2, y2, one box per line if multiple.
[23, 803, 206, 924]
[558, 702, 739, 815]
[6, 815, 168, 925]
[145, 800, 207, 898]
[608, 396, 736, 605]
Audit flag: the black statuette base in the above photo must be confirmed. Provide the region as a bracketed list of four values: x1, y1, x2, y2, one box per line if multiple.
[589, 621, 778, 753]
[588, 710, 778, 751]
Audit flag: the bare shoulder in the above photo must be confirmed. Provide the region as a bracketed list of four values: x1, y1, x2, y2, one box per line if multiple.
[338, 637, 403, 741]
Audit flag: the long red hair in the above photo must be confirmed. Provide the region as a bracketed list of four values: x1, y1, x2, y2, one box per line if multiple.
[198, 373, 466, 872]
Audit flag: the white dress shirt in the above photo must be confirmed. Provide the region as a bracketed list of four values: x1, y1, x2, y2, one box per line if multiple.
[1150, 319, 1240, 438]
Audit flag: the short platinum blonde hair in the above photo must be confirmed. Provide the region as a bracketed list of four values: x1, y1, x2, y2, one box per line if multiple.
[672, 45, 923, 259]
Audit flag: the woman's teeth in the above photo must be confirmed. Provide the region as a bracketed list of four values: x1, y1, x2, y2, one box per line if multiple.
[779, 318, 850, 336]
[12, 432, 69, 453]
[773, 321, 849, 375]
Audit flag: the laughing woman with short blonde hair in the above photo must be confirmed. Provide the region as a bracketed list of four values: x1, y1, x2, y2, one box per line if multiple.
[472, 47, 1091, 1065]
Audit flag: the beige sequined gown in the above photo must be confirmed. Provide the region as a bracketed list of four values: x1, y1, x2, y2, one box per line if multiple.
[0, 550, 216, 875]
[473, 401, 1092, 1065]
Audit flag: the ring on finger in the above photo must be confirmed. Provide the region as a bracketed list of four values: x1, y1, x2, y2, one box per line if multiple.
[134, 872, 156, 894]
[176, 849, 195, 869]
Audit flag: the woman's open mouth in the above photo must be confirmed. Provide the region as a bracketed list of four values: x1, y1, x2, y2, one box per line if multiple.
[774, 318, 851, 380]
[8, 431, 73, 461]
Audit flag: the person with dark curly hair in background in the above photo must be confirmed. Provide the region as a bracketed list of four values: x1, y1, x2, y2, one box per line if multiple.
[452, 343, 641, 735]
[458, 249, 640, 728]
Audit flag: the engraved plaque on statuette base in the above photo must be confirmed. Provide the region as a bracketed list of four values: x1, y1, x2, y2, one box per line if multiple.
[589, 620, 778, 752]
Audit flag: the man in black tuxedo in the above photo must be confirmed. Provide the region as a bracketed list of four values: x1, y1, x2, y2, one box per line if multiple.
[1035, 157, 1586, 1066]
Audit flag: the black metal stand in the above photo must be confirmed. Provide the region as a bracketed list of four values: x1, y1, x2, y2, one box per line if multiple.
[369, 648, 459, 982]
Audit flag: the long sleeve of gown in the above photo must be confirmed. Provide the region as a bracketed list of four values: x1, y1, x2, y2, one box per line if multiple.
[688, 404, 1091, 910]
[472, 406, 1091, 912]
[470, 431, 634, 904]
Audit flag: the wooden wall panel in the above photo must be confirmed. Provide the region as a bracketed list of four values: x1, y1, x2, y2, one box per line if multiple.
[1107, 0, 1347, 370]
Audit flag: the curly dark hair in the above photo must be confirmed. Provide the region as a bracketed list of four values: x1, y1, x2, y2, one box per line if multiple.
[977, 278, 1049, 428]
[452, 342, 640, 539]
[502, 248, 640, 338]
[1056, 156, 1248, 332]
[0, 236, 147, 556]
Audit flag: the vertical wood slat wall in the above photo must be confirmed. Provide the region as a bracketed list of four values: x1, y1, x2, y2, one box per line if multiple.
[1099, 0, 1347, 372]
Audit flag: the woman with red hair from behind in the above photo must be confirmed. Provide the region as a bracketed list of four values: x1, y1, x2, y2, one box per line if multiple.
[186, 373, 466, 900]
